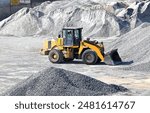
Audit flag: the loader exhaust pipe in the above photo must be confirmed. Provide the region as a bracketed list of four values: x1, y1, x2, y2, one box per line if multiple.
[104, 49, 122, 65]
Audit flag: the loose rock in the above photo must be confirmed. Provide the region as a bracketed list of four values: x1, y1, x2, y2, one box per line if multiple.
[3, 67, 128, 96]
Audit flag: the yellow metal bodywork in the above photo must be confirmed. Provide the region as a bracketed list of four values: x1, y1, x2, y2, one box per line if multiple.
[79, 41, 105, 62]
[40, 38, 64, 55]
[11, 0, 20, 5]
[41, 38, 105, 61]
[40, 39, 51, 55]
[43, 39, 49, 50]
[51, 38, 63, 50]
[50, 38, 79, 59]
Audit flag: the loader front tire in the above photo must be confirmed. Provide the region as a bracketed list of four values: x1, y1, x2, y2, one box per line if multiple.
[48, 49, 63, 63]
[82, 49, 98, 65]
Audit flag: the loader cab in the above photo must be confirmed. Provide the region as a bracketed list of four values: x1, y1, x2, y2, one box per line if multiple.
[62, 27, 83, 46]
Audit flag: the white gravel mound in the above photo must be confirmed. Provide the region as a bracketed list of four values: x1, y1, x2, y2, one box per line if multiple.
[117, 0, 150, 29]
[108, 23, 150, 72]
[0, 0, 149, 37]
[3, 67, 128, 96]
[0, 0, 129, 37]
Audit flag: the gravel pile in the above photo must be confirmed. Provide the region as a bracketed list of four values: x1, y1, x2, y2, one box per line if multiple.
[1, 0, 150, 37]
[117, 0, 150, 29]
[3, 67, 128, 96]
[0, 0, 129, 37]
[108, 23, 150, 72]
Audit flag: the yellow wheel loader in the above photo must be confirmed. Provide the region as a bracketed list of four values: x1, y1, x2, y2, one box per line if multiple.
[40, 27, 122, 65]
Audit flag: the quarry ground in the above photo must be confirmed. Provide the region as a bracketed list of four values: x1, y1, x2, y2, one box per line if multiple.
[0, 36, 150, 96]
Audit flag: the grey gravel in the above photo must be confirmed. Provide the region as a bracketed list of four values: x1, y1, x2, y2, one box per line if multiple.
[0, 0, 130, 37]
[3, 67, 128, 96]
[107, 23, 150, 72]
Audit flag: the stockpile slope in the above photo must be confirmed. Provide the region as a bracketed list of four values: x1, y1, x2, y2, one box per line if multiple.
[0, 0, 129, 37]
[1, 0, 150, 37]
[108, 23, 150, 72]
[3, 67, 127, 96]
[117, 0, 150, 29]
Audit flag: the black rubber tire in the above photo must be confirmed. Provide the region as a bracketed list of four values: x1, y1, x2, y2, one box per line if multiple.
[48, 49, 63, 63]
[96, 58, 101, 63]
[64, 58, 74, 62]
[82, 49, 98, 65]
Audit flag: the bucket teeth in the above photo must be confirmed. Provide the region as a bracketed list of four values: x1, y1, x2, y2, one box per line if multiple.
[104, 49, 122, 65]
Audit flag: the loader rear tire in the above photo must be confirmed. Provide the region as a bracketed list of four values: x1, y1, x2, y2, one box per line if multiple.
[82, 49, 98, 65]
[48, 49, 63, 63]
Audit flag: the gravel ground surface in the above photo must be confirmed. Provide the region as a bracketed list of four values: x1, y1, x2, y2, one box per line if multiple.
[0, 36, 150, 96]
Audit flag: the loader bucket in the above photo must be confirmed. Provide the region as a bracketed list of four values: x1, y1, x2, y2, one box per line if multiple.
[104, 49, 122, 65]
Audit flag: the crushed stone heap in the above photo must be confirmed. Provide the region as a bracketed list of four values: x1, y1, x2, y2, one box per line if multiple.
[1, 0, 150, 37]
[0, 0, 129, 37]
[3, 67, 128, 96]
[108, 23, 150, 72]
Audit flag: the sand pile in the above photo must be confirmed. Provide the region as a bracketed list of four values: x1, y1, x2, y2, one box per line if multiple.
[108, 23, 150, 72]
[0, 0, 129, 37]
[3, 67, 127, 96]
